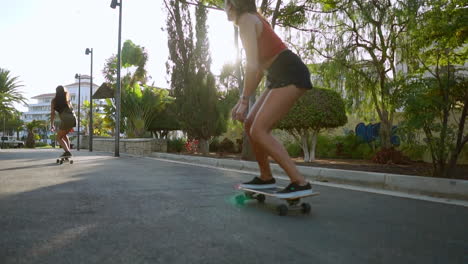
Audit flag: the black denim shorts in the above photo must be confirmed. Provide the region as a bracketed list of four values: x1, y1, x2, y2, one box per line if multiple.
[265, 50, 313, 90]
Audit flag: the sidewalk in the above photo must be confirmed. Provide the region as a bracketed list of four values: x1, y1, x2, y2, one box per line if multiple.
[150, 152, 468, 201]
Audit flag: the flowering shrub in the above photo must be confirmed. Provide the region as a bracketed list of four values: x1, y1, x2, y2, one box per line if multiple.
[167, 138, 186, 153]
[185, 139, 199, 153]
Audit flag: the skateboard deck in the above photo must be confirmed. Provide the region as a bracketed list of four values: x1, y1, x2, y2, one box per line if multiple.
[236, 185, 319, 216]
[239, 186, 320, 199]
[56, 156, 73, 165]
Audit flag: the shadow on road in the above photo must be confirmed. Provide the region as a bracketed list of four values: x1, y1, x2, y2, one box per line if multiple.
[0, 163, 58, 172]
[1, 152, 467, 264]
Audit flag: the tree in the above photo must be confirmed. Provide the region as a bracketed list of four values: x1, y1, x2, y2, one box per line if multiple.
[182, 71, 227, 153]
[101, 98, 116, 135]
[309, 0, 416, 150]
[179, 0, 309, 159]
[276, 88, 347, 162]
[122, 85, 174, 138]
[165, 1, 227, 153]
[1, 110, 23, 138]
[218, 63, 241, 92]
[0, 68, 25, 115]
[185, 0, 308, 30]
[102, 40, 168, 138]
[25, 120, 46, 148]
[104, 40, 148, 86]
[80, 100, 105, 136]
[148, 101, 181, 139]
[169, 0, 322, 158]
[401, 0, 468, 178]
[8, 115, 24, 140]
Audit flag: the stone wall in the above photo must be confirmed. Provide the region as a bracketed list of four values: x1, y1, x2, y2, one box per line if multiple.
[80, 136, 167, 155]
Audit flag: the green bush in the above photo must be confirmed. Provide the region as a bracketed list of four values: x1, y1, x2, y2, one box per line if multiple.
[315, 135, 337, 158]
[353, 144, 375, 159]
[167, 138, 186, 153]
[35, 141, 48, 147]
[336, 134, 363, 158]
[209, 138, 220, 152]
[235, 138, 242, 153]
[286, 141, 302, 158]
[459, 146, 468, 164]
[400, 143, 426, 161]
[315, 134, 375, 160]
[219, 138, 235, 153]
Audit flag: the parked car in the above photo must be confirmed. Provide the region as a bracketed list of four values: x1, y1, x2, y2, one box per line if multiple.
[1, 136, 24, 148]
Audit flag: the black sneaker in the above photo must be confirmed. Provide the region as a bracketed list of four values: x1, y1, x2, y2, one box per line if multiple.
[276, 182, 313, 198]
[239, 177, 276, 189]
[63, 151, 72, 157]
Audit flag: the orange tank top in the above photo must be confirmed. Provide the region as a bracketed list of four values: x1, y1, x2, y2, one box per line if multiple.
[256, 14, 287, 65]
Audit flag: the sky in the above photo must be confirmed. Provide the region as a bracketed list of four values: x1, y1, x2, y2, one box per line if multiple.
[0, 0, 236, 112]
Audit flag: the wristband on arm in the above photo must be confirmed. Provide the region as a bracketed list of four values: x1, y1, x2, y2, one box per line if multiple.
[240, 95, 249, 101]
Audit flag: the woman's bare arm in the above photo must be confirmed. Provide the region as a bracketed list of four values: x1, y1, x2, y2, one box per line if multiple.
[238, 13, 262, 99]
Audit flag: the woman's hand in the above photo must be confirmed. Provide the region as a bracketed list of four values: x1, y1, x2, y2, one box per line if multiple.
[230, 100, 241, 120]
[51, 125, 55, 132]
[232, 99, 248, 122]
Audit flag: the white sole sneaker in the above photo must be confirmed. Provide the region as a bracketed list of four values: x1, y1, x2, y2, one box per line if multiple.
[239, 183, 277, 189]
[275, 189, 314, 199]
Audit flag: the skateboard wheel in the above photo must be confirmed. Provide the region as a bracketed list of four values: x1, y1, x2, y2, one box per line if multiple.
[256, 194, 266, 203]
[301, 203, 311, 214]
[56, 159, 60, 164]
[70, 160, 74, 164]
[60, 160, 63, 164]
[277, 204, 288, 216]
[235, 195, 245, 205]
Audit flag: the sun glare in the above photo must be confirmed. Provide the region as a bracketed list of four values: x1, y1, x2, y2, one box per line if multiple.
[208, 10, 237, 75]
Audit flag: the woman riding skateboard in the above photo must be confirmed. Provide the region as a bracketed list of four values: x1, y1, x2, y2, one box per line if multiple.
[226, 0, 314, 198]
[50, 85, 77, 158]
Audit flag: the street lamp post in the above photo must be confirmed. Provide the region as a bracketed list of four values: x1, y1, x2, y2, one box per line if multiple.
[74, 73, 82, 151]
[111, 0, 122, 157]
[85, 48, 93, 152]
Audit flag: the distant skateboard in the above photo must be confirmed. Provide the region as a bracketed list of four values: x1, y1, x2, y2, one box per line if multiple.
[236, 186, 319, 216]
[56, 156, 73, 165]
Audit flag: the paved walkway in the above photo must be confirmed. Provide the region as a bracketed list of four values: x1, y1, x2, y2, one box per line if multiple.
[1, 149, 467, 264]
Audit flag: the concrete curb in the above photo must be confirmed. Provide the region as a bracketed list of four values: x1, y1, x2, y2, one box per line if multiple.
[150, 152, 468, 201]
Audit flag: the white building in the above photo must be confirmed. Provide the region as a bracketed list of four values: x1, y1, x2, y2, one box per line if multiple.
[22, 75, 101, 132]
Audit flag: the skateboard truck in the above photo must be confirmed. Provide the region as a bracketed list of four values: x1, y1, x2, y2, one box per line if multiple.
[236, 186, 318, 216]
[56, 157, 73, 165]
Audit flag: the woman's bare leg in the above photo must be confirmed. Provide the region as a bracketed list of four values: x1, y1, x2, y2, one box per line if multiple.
[57, 130, 70, 153]
[63, 133, 71, 150]
[244, 89, 272, 180]
[249, 85, 307, 184]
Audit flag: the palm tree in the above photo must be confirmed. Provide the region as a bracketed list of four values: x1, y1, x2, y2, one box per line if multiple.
[1, 110, 24, 139]
[0, 68, 26, 114]
[25, 120, 46, 148]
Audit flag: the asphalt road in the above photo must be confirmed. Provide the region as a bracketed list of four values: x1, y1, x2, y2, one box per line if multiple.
[1, 149, 467, 264]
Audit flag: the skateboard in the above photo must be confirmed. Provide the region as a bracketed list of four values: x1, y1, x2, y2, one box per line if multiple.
[236, 186, 319, 216]
[56, 156, 73, 165]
